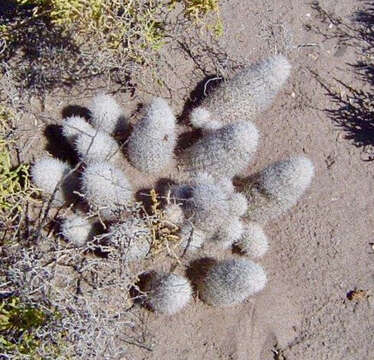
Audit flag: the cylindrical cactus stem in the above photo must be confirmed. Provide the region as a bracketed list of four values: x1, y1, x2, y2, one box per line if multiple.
[61, 213, 97, 247]
[211, 217, 244, 250]
[235, 222, 269, 258]
[31, 157, 79, 206]
[179, 120, 259, 179]
[74, 128, 121, 164]
[143, 273, 192, 315]
[239, 155, 314, 224]
[106, 218, 152, 262]
[163, 203, 185, 226]
[189, 107, 221, 131]
[171, 174, 233, 237]
[81, 162, 133, 220]
[89, 93, 127, 135]
[192, 54, 291, 126]
[228, 192, 248, 217]
[195, 258, 267, 306]
[179, 223, 206, 252]
[62, 116, 95, 144]
[127, 97, 177, 174]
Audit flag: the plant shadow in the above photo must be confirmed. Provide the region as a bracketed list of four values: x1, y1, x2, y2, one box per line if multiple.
[0, 2, 81, 94]
[44, 124, 79, 166]
[178, 75, 223, 125]
[312, 1, 374, 160]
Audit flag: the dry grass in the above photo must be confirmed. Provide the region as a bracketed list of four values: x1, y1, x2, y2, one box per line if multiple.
[0, 0, 223, 98]
[147, 189, 181, 257]
[1, 199, 154, 358]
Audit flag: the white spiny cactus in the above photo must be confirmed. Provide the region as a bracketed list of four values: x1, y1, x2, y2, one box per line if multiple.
[216, 176, 235, 195]
[190, 107, 221, 130]
[144, 273, 192, 315]
[128, 97, 176, 174]
[171, 174, 232, 237]
[74, 128, 120, 164]
[107, 218, 151, 262]
[179, 120, 259, 178]
[171, 174, 247, 247]
[81, 162, 133, 220]
[62, 116, 95, 144]
[179, 223, 206, 251]
[241, 156, 314, 223]
[212, 217, 244, 250]
[228, 193, 248, 217]
[61, 213, 96, 247]
[235, 222, 269, 258]
[197, 258, 267, 306]
[192, 55, 291, 127]
[31, 157, 78, 205]
[89, 94, 127, 134]
[164, 203, 185, 226]
[31, 54, 317, 320]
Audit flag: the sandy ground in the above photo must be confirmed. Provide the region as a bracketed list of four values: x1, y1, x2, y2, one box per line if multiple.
[128, 1, 374, 359]
[13, 0, 373, 359]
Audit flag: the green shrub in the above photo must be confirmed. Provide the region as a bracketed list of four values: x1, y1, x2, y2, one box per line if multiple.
[0, 106, 35, 228]
[0, 297, 46, 355]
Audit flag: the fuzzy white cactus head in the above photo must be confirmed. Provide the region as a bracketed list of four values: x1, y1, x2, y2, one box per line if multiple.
[190, 107, 221, 131]
[31, 157, 78, 206]
[164, 203, 185, 226]
[61, 213, 96, 247]
[235, 222, 269, 258]
[259, 156, 314, 198]
[179, 223, 206, 252]
[127, 97, 176, 174]
[180, 120, 259, 179]
[74, 129, 120, 164]
[107, 217, 151, 262]
[212, 217, 244, 250]
[242, 155, 314, 223]
[194, 54, 291, 125]
[62, 116, 94, 144]
[228, 193, 248, 217]
[196, 258, 267, 306]
[144, 273, 192, 315]
[89, 93, 127, 134]
[81, 162, 133, 220]
[171, 174, 232, 236]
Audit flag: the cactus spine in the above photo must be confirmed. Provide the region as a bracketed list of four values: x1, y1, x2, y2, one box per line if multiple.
[144, 273, 192, 315]
[240, 156, 314, 223]
[128, 98, 176, 174]
[74, 129, 120, 164]
[179, 121, 259, 178]
[81, 162, 133, 220]
[235, 222, 269, 258]
[196, 258, 267, 306]
[31, 157, 78, 206]
[61, 213, 96, 247]
[192, 55, 291, 126]
[89, 94, 127, 134]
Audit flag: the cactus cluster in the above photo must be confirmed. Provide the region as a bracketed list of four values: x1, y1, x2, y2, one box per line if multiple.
[32, 54, 314, 314]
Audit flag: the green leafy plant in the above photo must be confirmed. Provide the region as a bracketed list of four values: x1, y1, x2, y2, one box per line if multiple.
[0, 297, 46, 355]
[0, 106, 35, 227]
